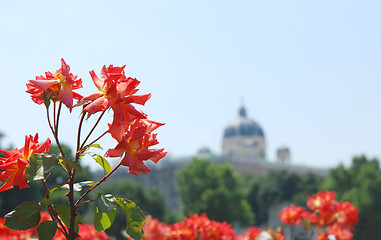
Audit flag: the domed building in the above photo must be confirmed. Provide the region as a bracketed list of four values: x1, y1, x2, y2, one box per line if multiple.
[222, 106, 266, 162]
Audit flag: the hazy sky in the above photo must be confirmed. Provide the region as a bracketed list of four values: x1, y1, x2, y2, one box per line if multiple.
[0, 0, 380, 170]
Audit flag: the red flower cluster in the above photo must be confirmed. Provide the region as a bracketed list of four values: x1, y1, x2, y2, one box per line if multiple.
[237, 227, 263, 240]
[279, 190, 359, 240]
[0, 212, 109, 240]
[172, 213, 236, 240]
[83, 64, 167, 176]
[25, 59, 167, 176]
[140, 214, 285, 240]
[142, 214, 236, 240]
[0, 59, 167, 239]
[141, 215, 172, 240]
[0, 134, 50, 191]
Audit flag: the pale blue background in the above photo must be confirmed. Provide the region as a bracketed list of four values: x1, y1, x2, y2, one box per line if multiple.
[0, 0, 380, 169]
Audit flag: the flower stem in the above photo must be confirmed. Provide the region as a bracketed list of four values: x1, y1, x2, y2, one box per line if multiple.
[80, 110, 106, 149]
[67, 168, 78, 240]
[55, 102, 62, 138]
[75, 162, 122, 207]
[86, 130, 108, 147]
[42, 180, 69, 237]
[45, 104, 66, 158]
[76, 111, 87, 162]
[53, 102, 56, 129]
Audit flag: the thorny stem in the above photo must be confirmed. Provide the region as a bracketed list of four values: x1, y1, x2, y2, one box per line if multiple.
[53, 102, 56, 130]
[80, 110, 106, 149]
[46, 106, 56, 137]
[42, 180, 69, 237]
[76, 111, 87, 162]
[45, 105, 66, 158]
[42, 179, 49, 199]
[75, 162, 122, 207]
[67, 168, 77, 240]
[86, 130, 108, 147]
[55, 102, 62, 141]
[66, 107, 90, 239]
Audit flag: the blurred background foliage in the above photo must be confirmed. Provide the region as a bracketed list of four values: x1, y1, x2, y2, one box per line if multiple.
[0, 132, 380, 239]
[178, 158, 254, 226]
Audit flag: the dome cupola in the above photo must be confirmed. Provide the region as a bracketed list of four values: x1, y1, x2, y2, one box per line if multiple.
[223, 106, 264, 139]
[222, 105, 266, 162]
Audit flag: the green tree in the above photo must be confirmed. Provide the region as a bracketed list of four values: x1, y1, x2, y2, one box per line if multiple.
[91, 180, 173, 239]
[322, 155, 381, 240]
[247, 170, 323, 225]
[178, 158, 254, 226]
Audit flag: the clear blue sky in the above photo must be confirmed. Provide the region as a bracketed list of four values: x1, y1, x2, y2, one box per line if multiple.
[0, 0, 380, 169]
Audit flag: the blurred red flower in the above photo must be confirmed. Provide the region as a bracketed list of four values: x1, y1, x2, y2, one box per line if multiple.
[279, 204, 306, 226]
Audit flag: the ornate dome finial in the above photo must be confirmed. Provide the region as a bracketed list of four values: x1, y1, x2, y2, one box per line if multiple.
[239, 105, 247, 117]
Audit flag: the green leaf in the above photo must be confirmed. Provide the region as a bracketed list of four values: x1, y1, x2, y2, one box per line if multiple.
[97, 193, 116, 213]
[53, 204, 81, 233]
[44, 97, 51, 108]
[25, 153, 59, 181]
[60, 156, 82, 173]
[37, 220, 57, 240]
[89, 153, 111, 174]
[42, 198, 54, 207]
[94, 206, 116, 232]
[48, 185, 68, 196]
[43, 91, 53, 108]
[84, 144, 103, 150]
[116, 198, 145, 240]
[4, 201, 44, 230]
[75, 181, 94, 191]
[63, 181, 94, 192]
[53, 204, 70, 228]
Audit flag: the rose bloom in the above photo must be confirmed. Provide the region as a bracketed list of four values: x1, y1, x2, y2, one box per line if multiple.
[82, 64, 150, 122]
[26, 59, 83, 111]
[105, 119, 167, 176]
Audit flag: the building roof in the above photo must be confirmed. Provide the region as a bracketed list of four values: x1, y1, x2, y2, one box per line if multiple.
[223, 106, 264, 138]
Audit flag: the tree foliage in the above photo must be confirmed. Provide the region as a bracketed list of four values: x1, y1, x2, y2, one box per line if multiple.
[322, 155, 381, 240]
[177, 158, 254, 226]
[247, 170, 323, 225]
